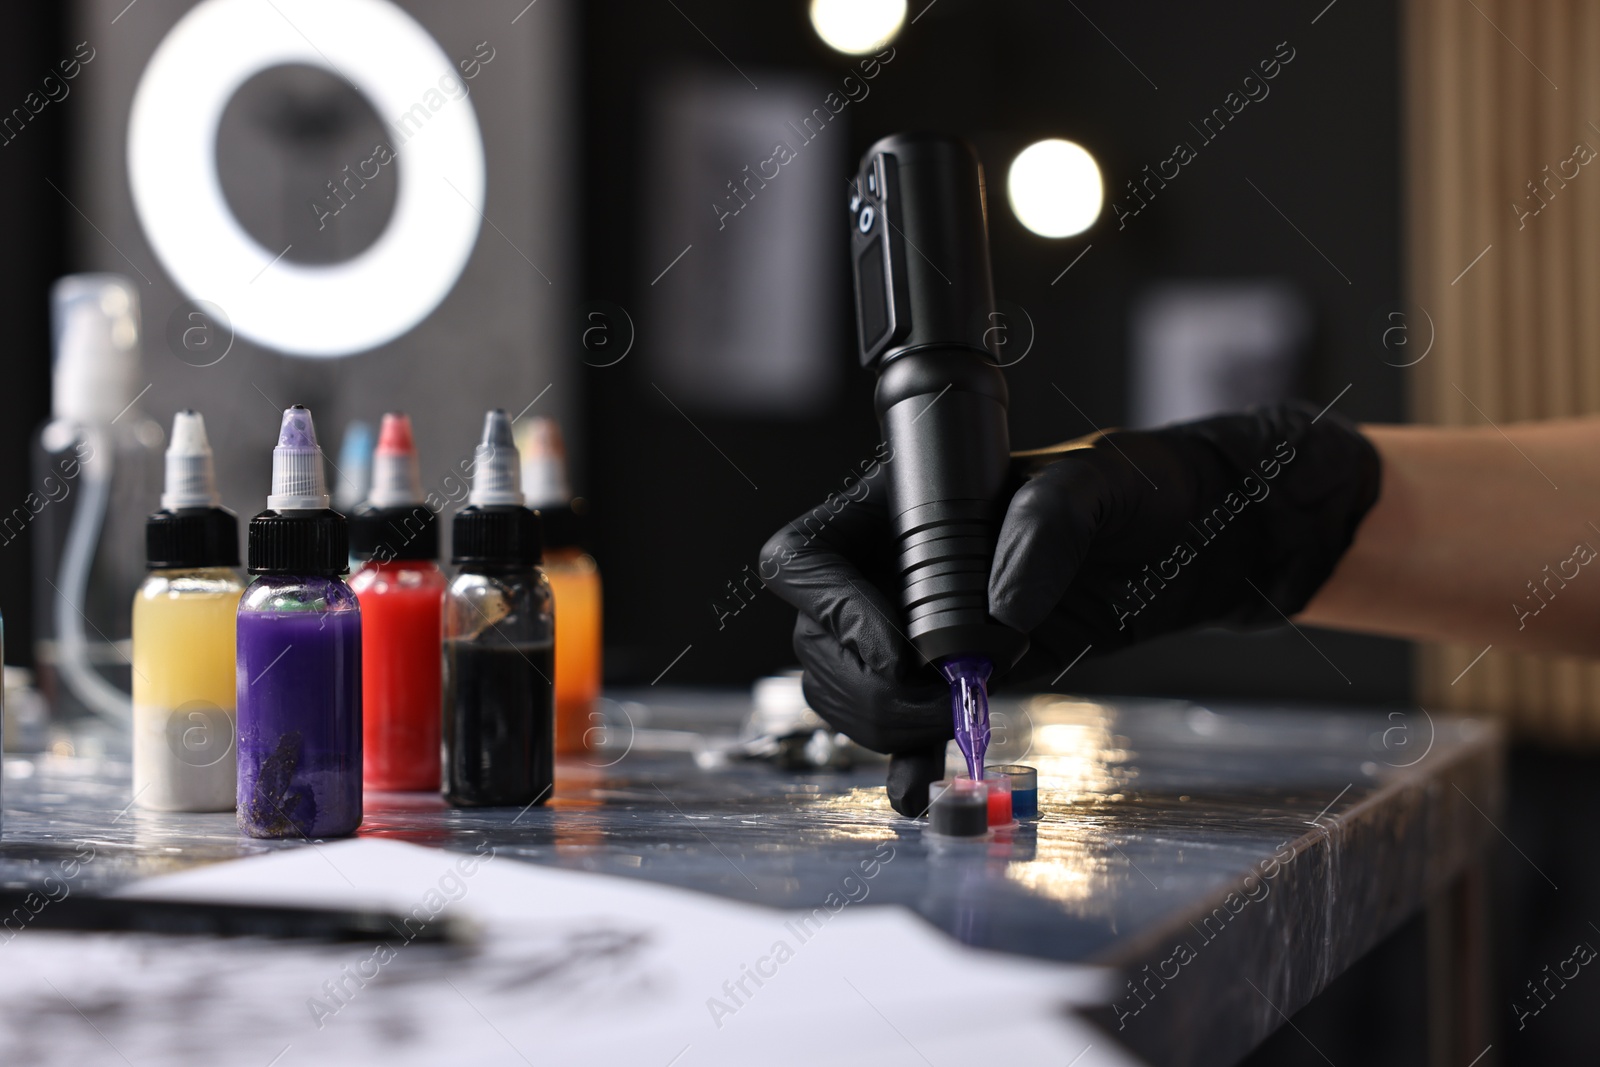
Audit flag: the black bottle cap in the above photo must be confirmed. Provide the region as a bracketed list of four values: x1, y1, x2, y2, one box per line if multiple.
[248, 509, 349, 576]
[146, 508, 241, 569]
[350, 504, 439, 562]
[452, 505, 541, 566]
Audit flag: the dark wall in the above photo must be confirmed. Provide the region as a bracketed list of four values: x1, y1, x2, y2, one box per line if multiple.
[579, 0, 1410, 702]
[0, 5, 68, 668]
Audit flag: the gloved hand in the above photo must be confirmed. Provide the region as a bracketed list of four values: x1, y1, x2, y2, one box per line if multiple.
[761, 401, 1381, 816]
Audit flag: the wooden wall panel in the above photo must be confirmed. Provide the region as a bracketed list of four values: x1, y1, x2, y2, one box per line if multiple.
[1407, 0, 1600, 739]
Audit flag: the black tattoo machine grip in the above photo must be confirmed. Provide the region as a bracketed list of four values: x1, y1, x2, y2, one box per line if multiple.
[849, 132, 1028, 670]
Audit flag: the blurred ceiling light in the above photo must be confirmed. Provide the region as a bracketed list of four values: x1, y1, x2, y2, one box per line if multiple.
[1007, 138, 1103, 238]
[809, 0, 906, 55]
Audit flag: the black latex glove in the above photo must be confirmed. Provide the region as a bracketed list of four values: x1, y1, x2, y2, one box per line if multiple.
[761, 401, 1381, 816]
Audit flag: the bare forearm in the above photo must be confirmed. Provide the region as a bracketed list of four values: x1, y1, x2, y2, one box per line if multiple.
[1299, 419, 1600, 656]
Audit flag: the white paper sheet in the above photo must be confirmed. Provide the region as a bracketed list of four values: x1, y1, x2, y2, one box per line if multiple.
[0, 839, 1143, 1066]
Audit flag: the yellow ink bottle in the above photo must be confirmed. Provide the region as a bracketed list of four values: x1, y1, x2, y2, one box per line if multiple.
[132, 411, 244, 811]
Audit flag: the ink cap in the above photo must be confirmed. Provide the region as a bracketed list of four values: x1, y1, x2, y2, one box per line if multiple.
[927, 778, 990, 838]
[979, 770, 1014, 827]
[332, 420, 374, 513]
[350, 412, 438, 562]
[452, 409, 542, 567]
[517, 416, 591, 550]
[146, 410, 239, 569]
[248, 405, 348, 576]
[267, 405, 329, 511]
[518, 417, 569, 508]
[989, 764, 1038, 819]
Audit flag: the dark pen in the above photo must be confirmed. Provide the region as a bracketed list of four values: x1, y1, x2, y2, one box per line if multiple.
[0, 892, 473, 944]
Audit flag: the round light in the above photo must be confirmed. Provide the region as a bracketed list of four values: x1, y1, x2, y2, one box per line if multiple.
[128, 0, 485, 358]
[809, 0, 906, 55]
[1006, 139, 1103, 239]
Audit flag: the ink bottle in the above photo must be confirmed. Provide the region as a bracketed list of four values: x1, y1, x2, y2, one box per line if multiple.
[443, 410, 555, 807]
[350, 413, 446, 792]
[236, 406, 362, 838]
[518, 417, 602, 754]
[132, 411, 243, 811]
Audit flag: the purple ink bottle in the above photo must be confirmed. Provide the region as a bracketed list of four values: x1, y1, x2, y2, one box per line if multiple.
[236, 406, 362, 839]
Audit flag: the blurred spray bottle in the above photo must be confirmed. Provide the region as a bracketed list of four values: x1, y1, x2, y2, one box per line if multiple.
[31, 275, 164, 726]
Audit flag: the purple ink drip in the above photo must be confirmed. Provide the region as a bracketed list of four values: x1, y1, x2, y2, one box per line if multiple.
[939, 655, 993, 779]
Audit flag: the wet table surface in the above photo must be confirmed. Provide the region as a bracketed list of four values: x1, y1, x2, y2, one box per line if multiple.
[0, 689, 1501, 1067]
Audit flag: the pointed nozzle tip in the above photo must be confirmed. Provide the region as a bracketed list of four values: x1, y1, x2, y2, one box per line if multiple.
[519, 416, 564, 459]
[480, 409, 514, 448]
[341, 420, 374, 450]
[161, 409, 220, 510]
[377, 412, 416, 455]
[469, 409, 524, 507]
[168, 410, 212, 456]
[268, 405, 330, 511]
[518, 417, 571, 509]
[277, 405, 320, 451]
[366, 412, 424, 508]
